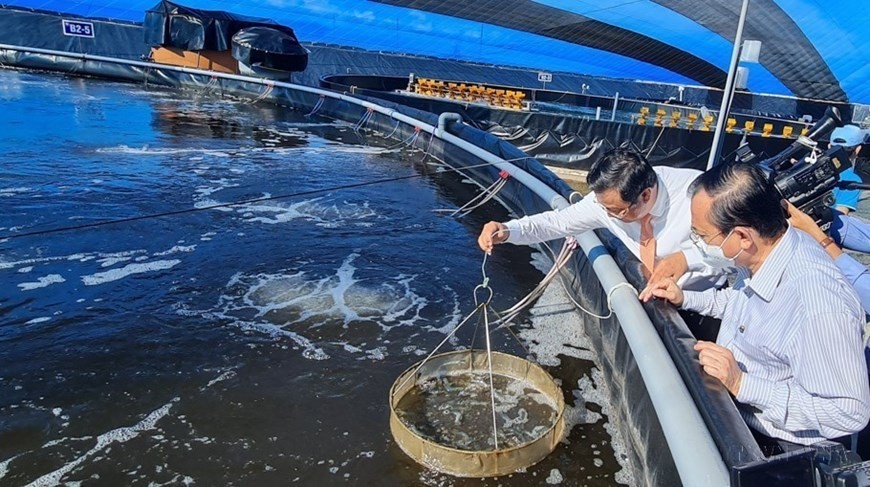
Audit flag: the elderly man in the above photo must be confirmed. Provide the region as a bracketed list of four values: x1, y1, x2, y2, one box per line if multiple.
[478, 149, 721, 290]
[641, 162, 870, 449]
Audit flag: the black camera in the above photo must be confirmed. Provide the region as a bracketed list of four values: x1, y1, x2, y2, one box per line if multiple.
[734, 107, 850, 231]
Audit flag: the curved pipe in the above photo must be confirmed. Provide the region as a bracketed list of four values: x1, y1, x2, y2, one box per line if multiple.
[0, 43, 730, 486]
[437, 112, 463, 136]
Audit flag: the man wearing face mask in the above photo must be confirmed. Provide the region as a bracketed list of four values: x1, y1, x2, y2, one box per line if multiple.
[478, 148, 723, 290]
[640, 162, 870, 451]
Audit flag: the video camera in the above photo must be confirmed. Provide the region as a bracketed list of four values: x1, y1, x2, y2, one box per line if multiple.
[733, 107, 854, 232]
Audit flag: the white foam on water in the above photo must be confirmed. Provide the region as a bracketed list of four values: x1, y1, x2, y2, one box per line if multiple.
[519, 250, 633, 485]
[97, 257, 131, 268]
[96, 145, 238, 157]
[219, 253, 430, 330]
[546, 468, 564, 484]
[237, 198, 379, 228]
[153, 245, 196, 256]
[232, 319, 329, 361]
[0, 454, 21, 481]
[18, 274, 66, 291]
[200, 252, 459, 360]
[204, 370, 236, 388]
[18, 266, 33, 273]
[23, 400, 176, 487]
[0, 187, 32, 197]
[81, 260, 181, 286]
[25, 317, 51, 325]
[0, 249, 148, 271]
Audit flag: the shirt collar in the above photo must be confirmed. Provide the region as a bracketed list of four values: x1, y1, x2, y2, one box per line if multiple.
[744, 225, 796, 301]
[648, 174, 668, 219]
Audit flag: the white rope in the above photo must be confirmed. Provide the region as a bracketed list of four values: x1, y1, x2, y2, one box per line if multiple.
[250, 82, 274, 104]
[390, 302, 487, 399]
[433, 173, 510, 218]
[645, 124, 667, 158]
[491, 238, 577, 331]
[304, 95, 325, 117]
[482, 302, 499, 450]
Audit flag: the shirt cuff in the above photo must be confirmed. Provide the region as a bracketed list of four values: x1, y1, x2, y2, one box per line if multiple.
[835, 253, 867, 286]
[737, 373, 774, 409]
[504, 220, 521, 243]
[681, 290, 702, 312]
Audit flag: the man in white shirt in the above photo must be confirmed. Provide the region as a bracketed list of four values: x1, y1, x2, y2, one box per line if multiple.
[478, 149, 721, 290]
[641, 162, 870, 448]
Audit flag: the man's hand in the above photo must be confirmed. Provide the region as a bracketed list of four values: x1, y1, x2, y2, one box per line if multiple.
[785, 201, 827, 241]
[478, 221, 509, 253]
[638, 277, 684, 306]
[648, 252, 689, 283]
[694, 341, 743, 396]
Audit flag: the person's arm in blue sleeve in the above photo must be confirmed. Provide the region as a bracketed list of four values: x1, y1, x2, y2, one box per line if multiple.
[831, 211, 870, 254]
[788, 202, 870, 314]
[835, 254, 870, 314]
[833, 168, 863, 214]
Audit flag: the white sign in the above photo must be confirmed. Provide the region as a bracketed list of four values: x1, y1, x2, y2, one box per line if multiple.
[537, 72, 552, 83]
[62, 19, 95, 38]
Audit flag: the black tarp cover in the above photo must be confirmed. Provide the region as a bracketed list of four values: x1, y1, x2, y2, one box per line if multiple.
[144, 0, 298, 51]
[231, 26, 308, 72]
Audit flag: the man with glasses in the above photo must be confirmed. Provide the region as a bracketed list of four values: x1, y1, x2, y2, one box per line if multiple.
[478, 148, 722, 290]
[640, 162, 869, 452]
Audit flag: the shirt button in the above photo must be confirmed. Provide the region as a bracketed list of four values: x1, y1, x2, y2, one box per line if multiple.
[738, 325, 746, 333]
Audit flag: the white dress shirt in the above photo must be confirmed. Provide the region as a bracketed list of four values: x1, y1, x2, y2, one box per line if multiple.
[503, 166, 722, 290]
[682, 226, 870, 445]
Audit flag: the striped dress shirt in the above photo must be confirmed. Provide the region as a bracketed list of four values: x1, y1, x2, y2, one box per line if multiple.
[682, 226, 870, 445]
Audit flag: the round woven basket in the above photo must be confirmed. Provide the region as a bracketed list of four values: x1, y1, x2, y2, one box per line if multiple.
[389, 350, 566, 477]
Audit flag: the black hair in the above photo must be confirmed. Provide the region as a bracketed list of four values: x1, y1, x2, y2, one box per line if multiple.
[587, 149, 658, 204]
[688, 162, 787, 240]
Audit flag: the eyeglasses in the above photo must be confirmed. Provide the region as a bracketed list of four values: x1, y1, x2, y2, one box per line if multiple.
[689, 228, 724, 245]
[596, 200, 637, 219]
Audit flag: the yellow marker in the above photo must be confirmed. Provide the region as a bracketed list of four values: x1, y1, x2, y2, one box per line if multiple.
[762, 123, 773, 137]
[726, 118, 737, 132]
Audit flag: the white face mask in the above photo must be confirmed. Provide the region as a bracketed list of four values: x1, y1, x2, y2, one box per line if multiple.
[692, 229, 743, 269]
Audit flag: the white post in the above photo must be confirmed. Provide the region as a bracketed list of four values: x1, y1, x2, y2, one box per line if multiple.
[706, 0, 751, 170]
[596, 106, 602, 120]
[611, 92, 619, 121]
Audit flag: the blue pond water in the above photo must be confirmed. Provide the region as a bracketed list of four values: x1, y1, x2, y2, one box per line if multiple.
[0, 70, 625, 486]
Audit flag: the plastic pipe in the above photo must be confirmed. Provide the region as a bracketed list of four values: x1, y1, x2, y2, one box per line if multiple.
[437, 112, 463, 135]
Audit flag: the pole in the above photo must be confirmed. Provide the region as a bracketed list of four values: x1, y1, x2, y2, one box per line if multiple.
[706, 0, 751, 170]
[611, 91, 619, 121]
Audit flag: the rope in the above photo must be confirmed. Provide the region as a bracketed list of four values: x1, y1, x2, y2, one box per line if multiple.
[385, 127, 420, 150]
[250, 82, 274, 104]
[353, 108, 374, 132]
[433, 170, 510, 218]
[490, 237, 578, 331]
[389, 302, 487, 398]
[198, 75, 220, 97]
[383, 119, 401, 139]
[304, 95, 325, 117]
[540, 240, 639, 320]
[422, 130, 436, 158]
[482, 301, 499, 450]
[645, 124, 667, 158]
